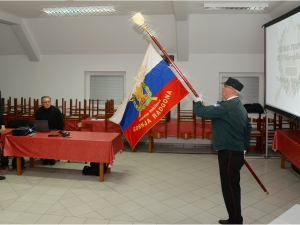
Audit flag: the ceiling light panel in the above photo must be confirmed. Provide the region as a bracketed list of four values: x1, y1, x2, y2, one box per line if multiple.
[204, 3, 268, 12]
[42, 5, 116, 17]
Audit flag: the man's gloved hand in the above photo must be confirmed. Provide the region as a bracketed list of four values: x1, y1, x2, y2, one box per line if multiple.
[194, 95, 203, 102]
[244, 150, 246, 159]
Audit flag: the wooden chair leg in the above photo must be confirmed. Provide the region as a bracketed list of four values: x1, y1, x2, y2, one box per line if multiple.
[148, 136, 153, 153]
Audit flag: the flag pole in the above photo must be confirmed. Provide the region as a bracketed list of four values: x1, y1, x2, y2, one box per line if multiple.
[244, 160, 269, 195]
[132, 12, 269, 195]
[132, 13, 199, 98]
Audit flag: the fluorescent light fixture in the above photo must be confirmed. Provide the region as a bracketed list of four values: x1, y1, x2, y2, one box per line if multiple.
[204, 3, 268, 11]
[42, 5, 116, 17]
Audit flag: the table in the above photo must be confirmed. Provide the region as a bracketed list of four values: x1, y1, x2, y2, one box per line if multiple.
[3, 131, 124, 182]
[272, 130, 300, 170]
[0, 128, 13, 144]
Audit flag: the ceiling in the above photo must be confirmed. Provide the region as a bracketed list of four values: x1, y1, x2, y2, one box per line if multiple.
[0, 1, 295, 18]
[0, 1, 299, 61]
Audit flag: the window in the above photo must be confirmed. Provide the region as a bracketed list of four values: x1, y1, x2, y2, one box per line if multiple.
[85, 71, 125, 106]
[220, 72, 264, 105]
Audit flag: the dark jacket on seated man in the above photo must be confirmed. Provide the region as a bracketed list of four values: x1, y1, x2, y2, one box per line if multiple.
[35, 96, 64, 166]
[36, 105, 64, 130]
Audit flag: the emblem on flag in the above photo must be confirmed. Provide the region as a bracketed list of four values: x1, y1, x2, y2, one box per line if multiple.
[110, 43, 189, 148]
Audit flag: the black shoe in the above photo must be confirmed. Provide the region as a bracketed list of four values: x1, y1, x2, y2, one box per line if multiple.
[219, 219, 243, 224]
[49, 160, 55, 166]
[42, 159, 49, 165]
[219, 220, 230, 224]
[0, 175, 5, 180]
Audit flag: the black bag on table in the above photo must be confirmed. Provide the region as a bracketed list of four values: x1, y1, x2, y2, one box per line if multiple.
[82, 162, 107, 176]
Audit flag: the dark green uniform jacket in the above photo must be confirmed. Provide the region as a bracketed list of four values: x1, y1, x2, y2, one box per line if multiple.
[194, 97, 252, 151]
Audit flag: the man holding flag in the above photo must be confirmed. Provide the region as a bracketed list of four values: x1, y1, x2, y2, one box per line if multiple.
[110, 43, 189, 148]
[194, 77, 252, 224]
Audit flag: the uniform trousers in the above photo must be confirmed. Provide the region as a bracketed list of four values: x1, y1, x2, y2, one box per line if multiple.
[218, 150, 244, 224]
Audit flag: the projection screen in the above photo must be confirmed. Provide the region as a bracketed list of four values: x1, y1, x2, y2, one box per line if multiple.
[264, 6, 300, 121]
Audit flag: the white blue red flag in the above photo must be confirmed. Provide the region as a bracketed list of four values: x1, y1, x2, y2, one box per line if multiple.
[110, 43, 189, 148]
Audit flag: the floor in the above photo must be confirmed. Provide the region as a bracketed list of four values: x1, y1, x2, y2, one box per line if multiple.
[0, 143, 299, 224]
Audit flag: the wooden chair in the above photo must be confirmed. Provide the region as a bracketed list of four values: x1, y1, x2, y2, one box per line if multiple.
[2, 97, 12, 122]
[148, 111, 170, 153]
[74, 121, 93, 132]
[61, 100, 67, 130]
[33, 98, 39, 117]
[1, 97, 10, 123]
[91, 99, 106, 119]
[248, 114, 264, 153]
[104, 99, 117, 132]
[265, 113, 277, 136]
[55, 98, 64, 112]
[16, 97, 35, 121]
[67, 99, 84, 120]
[104, 99, 122, 134]
[290, 119, 300, 130]
[278, 115, 292, 129]
[6, 98, 19, 121]
[83, 99, 90, 118]
[278, 115, 299, 130]
[177, 101, 196, 139]
[262, 113, 282, 149]
[1, 97, 6, 115]
[65, 99, 88, 130]
[1, 98, 4, 110]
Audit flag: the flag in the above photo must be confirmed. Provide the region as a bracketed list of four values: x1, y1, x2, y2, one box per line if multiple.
[110, 43, 189, 148]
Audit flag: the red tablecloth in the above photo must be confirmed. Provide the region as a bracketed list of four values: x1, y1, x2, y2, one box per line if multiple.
[4, 131, 124, 165]
[272, 130, 300, 170]
[65, 119, 80, 131]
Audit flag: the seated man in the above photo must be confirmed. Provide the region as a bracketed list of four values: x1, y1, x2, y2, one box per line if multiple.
[36, 96, 64, 166]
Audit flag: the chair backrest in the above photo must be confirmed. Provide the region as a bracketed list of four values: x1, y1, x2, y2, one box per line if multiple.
[148, 110, 171, 152]
[61, 100, 67, 130]
[247, 115, 265, 153]
[290, 121, 300, 130]
[91, 99, 106, 118]
[149, 110, 170, 135]
[249, 114, 263, 132]
[1, 97, 4, 113]
[104, 99, 116, 132]
[177, 101, 196, 139]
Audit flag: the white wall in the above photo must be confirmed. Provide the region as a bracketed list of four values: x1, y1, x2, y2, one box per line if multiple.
[0, 13, 268, 144]
[0, 54, 139, 101]
[0, 53, 264, 107]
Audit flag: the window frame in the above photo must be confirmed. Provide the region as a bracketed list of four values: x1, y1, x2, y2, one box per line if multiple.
[219, 72, 264, 105]
[84, 71, 125, 107]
